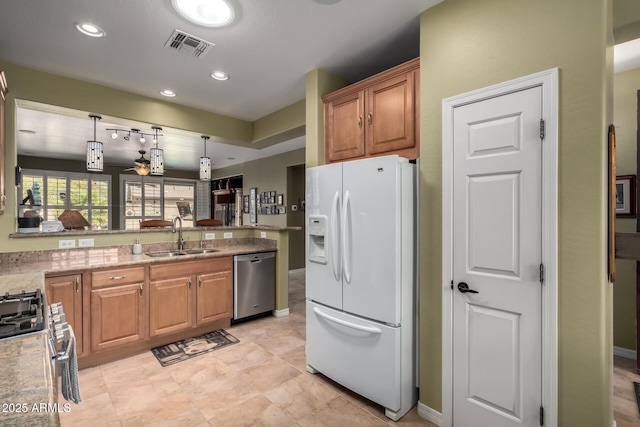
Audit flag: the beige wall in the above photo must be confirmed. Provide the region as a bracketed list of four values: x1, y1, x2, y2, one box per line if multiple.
[613, 68, 640, 351]
[418, 1, 612, 426]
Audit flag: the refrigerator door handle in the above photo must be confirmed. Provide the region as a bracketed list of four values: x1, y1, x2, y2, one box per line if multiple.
[313, 307, 381, 334]
[330, 191, 342, 282]
[342, 190, 352, 284]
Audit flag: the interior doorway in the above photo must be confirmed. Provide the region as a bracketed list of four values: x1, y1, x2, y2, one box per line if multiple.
[287, 164, 305, 270]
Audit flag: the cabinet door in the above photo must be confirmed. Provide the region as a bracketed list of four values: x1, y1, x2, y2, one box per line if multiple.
[149, 277, 193, 337]
[365, 71, 416, 157]
[325, 90, 365, 162]
[91, 283, 146, 352]
[196, 271, 232, 325]
[45, 274, 83, 356]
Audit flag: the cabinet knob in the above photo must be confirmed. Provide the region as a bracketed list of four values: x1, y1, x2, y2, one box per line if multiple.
[188, 278, 192, 289]
[367, 112, 372, 125]
[75, 276, 80, 293]
[139, 284, 143, 296]
[358, 116, 362, 129]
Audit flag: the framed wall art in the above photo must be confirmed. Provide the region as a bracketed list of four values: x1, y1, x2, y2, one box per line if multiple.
[616, 174, 637, 218]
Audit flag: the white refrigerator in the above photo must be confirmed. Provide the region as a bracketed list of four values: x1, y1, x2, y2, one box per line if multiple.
[305, 154, 417, 421]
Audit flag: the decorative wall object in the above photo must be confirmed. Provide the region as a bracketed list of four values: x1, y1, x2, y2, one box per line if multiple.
[616, 175, 636, 218]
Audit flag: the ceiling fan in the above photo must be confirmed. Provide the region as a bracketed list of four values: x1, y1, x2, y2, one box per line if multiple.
[125, 150, 151, 176]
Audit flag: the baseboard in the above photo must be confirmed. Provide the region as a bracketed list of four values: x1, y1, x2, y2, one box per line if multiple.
[417, 401, 442, 426]
[273, 308, 290, 318]
[289, 268, 305, 274]
[613, 346, 637, 360]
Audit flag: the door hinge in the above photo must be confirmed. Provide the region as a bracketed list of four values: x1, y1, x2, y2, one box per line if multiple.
[540, 405, 544, 426]
[539, 264, 544, 284]
[540, 119, 545, 140]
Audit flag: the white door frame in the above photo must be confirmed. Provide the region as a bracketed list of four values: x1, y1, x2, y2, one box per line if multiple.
[442, 68, 558, 427]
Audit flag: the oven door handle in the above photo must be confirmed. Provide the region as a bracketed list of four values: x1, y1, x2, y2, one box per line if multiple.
[56, 325, 75, 364]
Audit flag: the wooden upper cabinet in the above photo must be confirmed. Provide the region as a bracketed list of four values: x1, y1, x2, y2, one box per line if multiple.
[0, 71, 7, 213]
[325, 90, 365, 162]
[323, 58, 419, 163]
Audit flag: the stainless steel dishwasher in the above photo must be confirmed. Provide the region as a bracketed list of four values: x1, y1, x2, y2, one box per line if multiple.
[233, 252, 276, 321]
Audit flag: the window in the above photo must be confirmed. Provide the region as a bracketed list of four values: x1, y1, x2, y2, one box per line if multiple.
[21, 170, 111, 230]
[120, 176, 202, 229]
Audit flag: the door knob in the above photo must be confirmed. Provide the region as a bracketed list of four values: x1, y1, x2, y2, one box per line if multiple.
[457, 282, 479, 294]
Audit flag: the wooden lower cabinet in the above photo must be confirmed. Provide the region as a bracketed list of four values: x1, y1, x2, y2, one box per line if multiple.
[197, 270, 232, 324]
[45, 273, 84, 356]
[90, 267, 146, 353]
[149, 257, 233, 337]
[149, 277, 193, 337]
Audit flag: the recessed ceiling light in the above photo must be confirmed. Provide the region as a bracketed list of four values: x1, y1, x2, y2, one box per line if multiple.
[19, 129, 36, 134]
[172, 0, 235, 27]
[211, 71, 229, 81]
[160, 89, 176, 97]
[74, 22, 106, 38]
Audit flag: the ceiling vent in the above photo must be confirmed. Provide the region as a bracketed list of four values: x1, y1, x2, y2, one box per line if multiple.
[164, 30, 213, 58]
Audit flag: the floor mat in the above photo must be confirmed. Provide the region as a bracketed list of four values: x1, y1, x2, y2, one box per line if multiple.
[151, 329, 239, 367]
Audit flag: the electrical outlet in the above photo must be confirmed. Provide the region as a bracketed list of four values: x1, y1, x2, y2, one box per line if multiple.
[205, 233, 215, 240]
[223, 232, 233, 239]
[59, 240, 75, 249]
[78, 238, 94, 247]
[260, 232, 267, 238]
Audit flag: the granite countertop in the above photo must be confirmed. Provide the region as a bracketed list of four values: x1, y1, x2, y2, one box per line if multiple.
[0, 333, 59, 427]
[0, 236, 278, 427]
[0, 237, 277, 276]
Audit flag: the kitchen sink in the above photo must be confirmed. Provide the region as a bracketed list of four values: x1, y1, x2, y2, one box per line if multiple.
[145, 249, 219, 257]
[145, 251, 188, 257]
[184, 249, 219, 254]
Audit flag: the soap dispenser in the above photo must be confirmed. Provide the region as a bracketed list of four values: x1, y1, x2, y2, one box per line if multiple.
[133, 238, 142, 255]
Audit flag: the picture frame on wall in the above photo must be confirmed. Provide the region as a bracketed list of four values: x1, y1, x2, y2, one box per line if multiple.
[616, 174, 637, 218]
[243, 195, 249, 214]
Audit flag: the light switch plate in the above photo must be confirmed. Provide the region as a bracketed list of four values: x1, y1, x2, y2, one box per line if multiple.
[78, 238, 94, 247]
[223, 232, 233, 239]
[205, 233, 215, 240]
[260, 232, 267, 238]
[59, 240, 75, 249]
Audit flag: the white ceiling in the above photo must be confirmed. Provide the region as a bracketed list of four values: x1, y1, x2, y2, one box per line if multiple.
[0, 0, 443, 172]
[2, 1, 639, 172]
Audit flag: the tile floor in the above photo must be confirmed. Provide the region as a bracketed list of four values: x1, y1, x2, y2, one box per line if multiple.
[59, 270, 436, 427]
[614, 355, 640, 427]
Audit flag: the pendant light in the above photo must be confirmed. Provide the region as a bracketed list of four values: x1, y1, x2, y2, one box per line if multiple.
[86, 114, 103, 172]
[150, 126, 164, 176]
[199, 135, 211, 181]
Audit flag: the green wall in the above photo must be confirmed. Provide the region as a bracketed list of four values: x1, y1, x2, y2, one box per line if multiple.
[418, 1, 612, 426]
[0, 60, 304, 253]
[613, 68, 640, 352]
[210, 148, 305, 228]
[287, 164, 306, 270]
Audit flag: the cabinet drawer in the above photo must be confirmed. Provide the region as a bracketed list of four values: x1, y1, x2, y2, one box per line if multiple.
[149, 257, 232, 281]
[92, 267, 145, 288]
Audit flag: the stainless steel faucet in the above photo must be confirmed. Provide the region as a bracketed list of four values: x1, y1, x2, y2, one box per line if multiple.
[172, 216, 184, 251]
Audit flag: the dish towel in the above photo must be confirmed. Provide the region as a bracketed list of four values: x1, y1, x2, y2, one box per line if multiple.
[61, 328, 82, 404]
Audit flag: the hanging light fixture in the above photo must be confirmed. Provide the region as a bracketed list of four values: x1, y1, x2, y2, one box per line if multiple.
[150, 126, 164, 176]
[199, 135, 211, 181]
[86, 114, 103, 172]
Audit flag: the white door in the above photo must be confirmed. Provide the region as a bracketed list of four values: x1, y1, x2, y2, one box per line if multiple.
[343, 155, 402, 324]
[452, 87, 542, 427]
